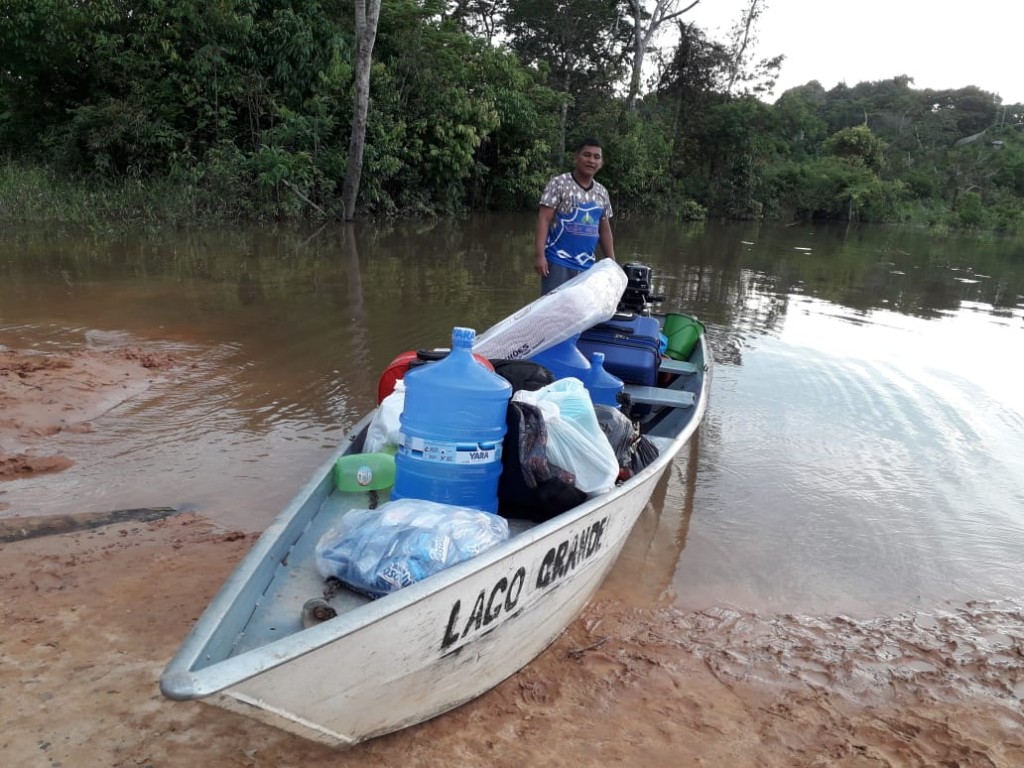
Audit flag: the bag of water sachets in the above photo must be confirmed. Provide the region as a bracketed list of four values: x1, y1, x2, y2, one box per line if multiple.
[314, 498, 509, 599]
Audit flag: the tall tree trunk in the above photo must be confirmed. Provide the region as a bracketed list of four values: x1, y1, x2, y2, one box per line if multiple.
[625, 0, 700, 113]
[341, 0, 382, 222]
[625, 10, 647, 113]
[726, 0, 762, 95]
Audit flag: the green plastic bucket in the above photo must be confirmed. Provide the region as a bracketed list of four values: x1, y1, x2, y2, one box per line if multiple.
[663, 313, 705, 361]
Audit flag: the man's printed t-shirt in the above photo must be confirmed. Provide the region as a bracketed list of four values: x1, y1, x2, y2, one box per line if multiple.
[539, 173, 613, 272]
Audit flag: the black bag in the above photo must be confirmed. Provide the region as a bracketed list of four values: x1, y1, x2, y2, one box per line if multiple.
[594, 404, 660, 478]
[489, 359, 555, 393]
[497, 400, 587, 522]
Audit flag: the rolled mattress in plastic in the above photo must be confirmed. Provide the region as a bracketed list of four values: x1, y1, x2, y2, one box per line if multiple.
[473, 259, 627, 361]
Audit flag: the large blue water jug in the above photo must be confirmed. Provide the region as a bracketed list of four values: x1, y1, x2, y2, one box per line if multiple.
[392, 327, 513, 513]
[584, 352, 624, 409]
[528, 334, 590, 381]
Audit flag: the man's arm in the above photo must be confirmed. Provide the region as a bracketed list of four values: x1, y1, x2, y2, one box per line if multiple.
[598, 216, 616, 261]
[535, 205, 555, 276]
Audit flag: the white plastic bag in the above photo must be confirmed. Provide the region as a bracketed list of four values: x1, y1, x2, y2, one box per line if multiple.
[315, 498, 510, 598]
[472, 259, 627, 360]
[364, 379, 405, 454]
[513, 378, 619, 494]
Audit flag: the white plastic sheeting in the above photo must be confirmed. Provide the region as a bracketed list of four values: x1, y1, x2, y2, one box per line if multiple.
[472, 259, 626, 361]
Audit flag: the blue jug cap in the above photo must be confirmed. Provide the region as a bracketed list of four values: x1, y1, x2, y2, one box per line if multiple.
[452, 327, 476, 348]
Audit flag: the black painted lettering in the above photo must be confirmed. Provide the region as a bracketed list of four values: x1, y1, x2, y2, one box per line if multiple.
[566, 533, 580, 571]
[553, 541, 569, 579]
[587, 520, 606, 556]
[536, 548, 556, 588]
[461, 590, 487, 638]
[441, 600, 462, 650]
[506, 567, 526, 611]
[484, 577, 508, 624]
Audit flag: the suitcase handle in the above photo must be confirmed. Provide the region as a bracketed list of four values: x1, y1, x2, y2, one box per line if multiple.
[591, 322, 636, 335]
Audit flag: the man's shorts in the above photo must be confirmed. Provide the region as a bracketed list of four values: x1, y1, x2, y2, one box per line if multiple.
[541, 261, 583, 295]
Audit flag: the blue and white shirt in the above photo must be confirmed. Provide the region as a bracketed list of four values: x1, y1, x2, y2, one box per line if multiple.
[539, 173, 613, 272]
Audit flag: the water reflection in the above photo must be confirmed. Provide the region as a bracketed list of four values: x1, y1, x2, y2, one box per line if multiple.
[615, 219, 1024, 327]
[678, 298, 1024, 614]
[1, 218, 1022, 613]
[602, 433, 702, 606]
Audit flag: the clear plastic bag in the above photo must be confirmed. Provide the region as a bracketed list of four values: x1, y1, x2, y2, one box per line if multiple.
[364, 379, 405, 454]
[513, 378, 619, 494]
[315, 498, 509, 598]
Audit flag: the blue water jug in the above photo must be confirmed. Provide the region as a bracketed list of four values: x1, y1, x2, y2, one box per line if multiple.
[584, 352, 624, 409]
[528, 334, 590, 381]
[392, 327, 513, 513]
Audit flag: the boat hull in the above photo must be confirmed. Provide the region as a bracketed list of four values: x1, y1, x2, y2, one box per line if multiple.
[161, 330, 709, 748]
[208, 469, 662, 746]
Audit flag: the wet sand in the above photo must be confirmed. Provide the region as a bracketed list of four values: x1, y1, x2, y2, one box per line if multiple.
[2, 347, 1023, 767]
[0, 346, 178, 491]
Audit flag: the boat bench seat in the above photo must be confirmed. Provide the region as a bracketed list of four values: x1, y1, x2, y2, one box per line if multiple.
[659, 358, 698, 375]
[623, 384, 695, 409]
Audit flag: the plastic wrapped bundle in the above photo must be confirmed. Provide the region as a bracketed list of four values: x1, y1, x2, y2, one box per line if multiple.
[630, 435, 660, 474]
[472, 259, 627, 360]
[315, 499, 509, 598]
[594, 405, 635, 466]
[594, 404, 661, 478]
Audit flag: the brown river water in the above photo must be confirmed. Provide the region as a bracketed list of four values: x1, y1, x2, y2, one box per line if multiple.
[2, 215, 1024, 765]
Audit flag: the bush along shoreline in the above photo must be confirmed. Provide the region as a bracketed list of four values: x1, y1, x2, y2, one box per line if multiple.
[2, 5, 1023, 232]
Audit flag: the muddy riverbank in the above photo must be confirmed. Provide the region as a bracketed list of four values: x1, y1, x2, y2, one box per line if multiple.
[1, 346, 1022, 767]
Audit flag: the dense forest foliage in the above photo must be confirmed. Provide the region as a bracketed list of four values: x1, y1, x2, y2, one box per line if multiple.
[2, 0, 1023, 231]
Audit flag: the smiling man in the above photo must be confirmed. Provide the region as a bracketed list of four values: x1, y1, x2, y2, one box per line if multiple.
[534, 138, 616, 294]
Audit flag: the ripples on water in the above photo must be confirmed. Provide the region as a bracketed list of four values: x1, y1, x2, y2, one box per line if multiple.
[3, 222, 1023, 619]
[666, 296, 1024, 615]
[2, 324, 365, 529]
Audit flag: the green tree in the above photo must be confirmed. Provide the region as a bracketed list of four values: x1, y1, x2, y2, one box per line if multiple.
[505, 0, 629, 159]
[443, 0, 509, 43]
[823, 125, 886, 171]
[772, 82, 829, 160]
[698, 97, 780, 217]
[3, 0, 1023, 228]
[655, 22, 731, 175]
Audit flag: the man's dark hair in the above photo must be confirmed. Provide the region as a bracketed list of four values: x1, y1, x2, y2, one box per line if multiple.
[576, 138, 602, 152]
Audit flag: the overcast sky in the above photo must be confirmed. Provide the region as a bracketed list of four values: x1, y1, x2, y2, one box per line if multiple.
[686, 0, 1024, 105]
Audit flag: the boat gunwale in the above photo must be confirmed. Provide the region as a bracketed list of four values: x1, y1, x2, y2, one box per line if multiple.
[161, 337, 710, 701]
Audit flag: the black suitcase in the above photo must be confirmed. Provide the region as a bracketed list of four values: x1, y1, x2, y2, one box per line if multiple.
[577, 314, 663, 386]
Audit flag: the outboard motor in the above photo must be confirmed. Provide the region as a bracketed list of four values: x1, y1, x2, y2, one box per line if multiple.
[617, 262, 665, 316]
